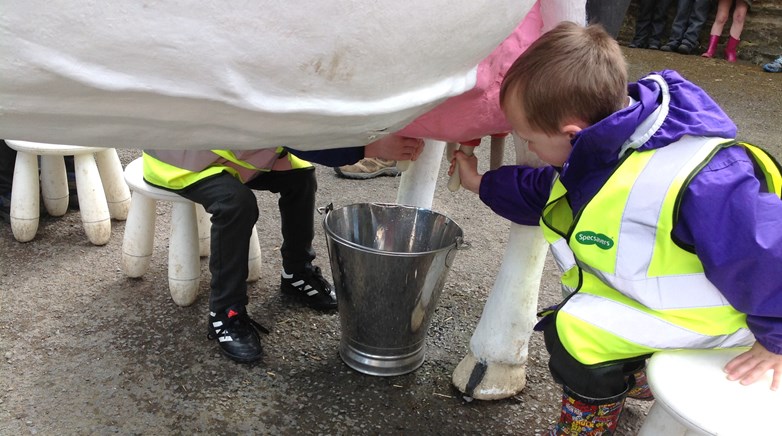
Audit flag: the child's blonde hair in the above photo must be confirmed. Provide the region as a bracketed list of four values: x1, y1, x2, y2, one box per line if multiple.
[500, 22, 628, 135]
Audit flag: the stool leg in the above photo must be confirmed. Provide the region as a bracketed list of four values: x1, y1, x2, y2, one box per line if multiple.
[195, 203, 211, 258]
[10, 151, 40, 242]
[74, 153, 112, 245]
[95, 148, 131, 221]
[122, 192, 156, 277]
[169, 202, 201, 306]
[638, 402, 689, 436]
[247, 225, 262, 283]
[40, 155, 69, 216]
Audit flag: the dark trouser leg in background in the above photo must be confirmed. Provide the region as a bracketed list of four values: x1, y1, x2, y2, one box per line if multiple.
[682, 0, 712, 49]
[648, 0, 674, 48]
[663, 0, 694, 49]
[177, 172, 258, 313]
[0, 140, 16, 194]
[0, 140, 16, 220]
[629, 0, 655, 47]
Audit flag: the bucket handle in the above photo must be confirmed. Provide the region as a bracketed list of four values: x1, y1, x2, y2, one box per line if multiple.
[455, 236, 470, 250]
[446, 236, 470, 268]
[318, 203, 335, 259]
[317, 203, 334, 215]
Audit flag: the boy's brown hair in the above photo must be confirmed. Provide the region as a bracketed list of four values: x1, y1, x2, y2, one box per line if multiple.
[500, 22, 628, 135]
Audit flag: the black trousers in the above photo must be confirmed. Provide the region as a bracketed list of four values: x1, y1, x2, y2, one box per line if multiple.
[0, 140, 76, 194]
[0, 140, 15, 194]
[542, 312, 647, 399]
[175, 168, 317, 312]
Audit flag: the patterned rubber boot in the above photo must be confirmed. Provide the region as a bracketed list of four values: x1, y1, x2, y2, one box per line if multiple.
[548, 385, 626, 435]
[627, 369, 654, 401]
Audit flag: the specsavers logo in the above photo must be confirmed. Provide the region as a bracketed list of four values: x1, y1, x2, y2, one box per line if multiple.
[575, 231, 614, 250]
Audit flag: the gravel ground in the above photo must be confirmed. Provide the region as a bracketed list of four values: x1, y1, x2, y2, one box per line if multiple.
[1, 48, 780, 435]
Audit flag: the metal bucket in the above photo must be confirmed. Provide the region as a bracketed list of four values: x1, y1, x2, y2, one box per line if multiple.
[323, 203, 464, 376]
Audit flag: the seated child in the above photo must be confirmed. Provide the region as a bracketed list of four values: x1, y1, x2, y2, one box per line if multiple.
[144, 135, 422, 364]
[451, 21, 782, 435]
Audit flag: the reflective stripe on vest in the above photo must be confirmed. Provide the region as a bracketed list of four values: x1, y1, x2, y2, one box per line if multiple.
[540, 179, 579, 296]
[143, 148, 312, 190]
[540, 136, 781, 364]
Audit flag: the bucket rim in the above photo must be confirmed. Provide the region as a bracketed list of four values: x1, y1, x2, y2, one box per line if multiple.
[322, 202, 463, 256]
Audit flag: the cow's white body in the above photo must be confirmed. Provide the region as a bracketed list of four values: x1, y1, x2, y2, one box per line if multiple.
[1, 0, 585, 399]
[2, 1, 536, 149]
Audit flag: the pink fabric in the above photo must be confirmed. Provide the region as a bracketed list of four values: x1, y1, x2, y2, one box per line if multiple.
[398, 1, 543, 145]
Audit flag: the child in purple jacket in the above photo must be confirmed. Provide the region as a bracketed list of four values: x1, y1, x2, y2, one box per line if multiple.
[452, 22, 782, 434]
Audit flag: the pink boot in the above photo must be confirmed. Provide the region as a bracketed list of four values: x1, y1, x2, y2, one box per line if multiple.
[701, 35, 719, 58]
[725, 36, 740, 62]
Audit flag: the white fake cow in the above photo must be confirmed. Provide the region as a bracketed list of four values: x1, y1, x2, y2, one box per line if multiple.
[0, 0, 585, 399]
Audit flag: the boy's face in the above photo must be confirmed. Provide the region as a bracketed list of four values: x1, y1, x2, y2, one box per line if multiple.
[503, 97, 578, 167]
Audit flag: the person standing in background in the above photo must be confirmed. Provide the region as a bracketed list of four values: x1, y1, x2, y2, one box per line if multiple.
[660, 0, 712, 54]
[702, 0, 752, 62]
[628, 0, 675, 50]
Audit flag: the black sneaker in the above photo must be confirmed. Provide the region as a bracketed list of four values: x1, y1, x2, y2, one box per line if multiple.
[207, 306, 269, 363]
[677, 43, 694, 55]
[660, 42, 678, 52]
[280, 266, 338, 311]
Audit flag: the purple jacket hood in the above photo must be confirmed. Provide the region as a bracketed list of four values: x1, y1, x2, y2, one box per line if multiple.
[560, 70, 737, 207]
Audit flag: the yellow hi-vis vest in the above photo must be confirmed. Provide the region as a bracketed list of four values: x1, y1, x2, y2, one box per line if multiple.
[540, 136, 782, 365]
[142, 148, 312, 190]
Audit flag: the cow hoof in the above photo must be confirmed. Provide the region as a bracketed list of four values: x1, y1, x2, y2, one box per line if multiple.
[452, 351, 527, 400]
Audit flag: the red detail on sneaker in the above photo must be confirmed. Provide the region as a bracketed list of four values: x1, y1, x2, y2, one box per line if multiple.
[227, 309, 239, 318]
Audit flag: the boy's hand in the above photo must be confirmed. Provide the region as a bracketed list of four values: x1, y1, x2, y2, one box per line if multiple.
[364, 135, 424, 162]
[448, 150, 482, 194]
[724, 342, 782, 391]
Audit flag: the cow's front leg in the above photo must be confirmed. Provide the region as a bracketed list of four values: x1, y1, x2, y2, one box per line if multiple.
[452, 223, 548, 399]
[452, 135, 549, 399]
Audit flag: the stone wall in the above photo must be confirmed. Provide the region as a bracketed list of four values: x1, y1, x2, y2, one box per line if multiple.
[616, 0, 782, 65]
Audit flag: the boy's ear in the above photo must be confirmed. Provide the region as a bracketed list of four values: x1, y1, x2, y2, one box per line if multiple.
[561, 121, 587, 139]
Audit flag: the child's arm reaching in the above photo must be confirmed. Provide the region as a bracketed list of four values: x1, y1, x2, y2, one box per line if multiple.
[449, 151, 555, 225]
[724, 342, 782, 391]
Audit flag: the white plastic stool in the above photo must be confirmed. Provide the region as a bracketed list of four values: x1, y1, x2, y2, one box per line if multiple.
[121, 158, 262, 306]
[639, 348, 780, 436]
[6, 140, 130, 245]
